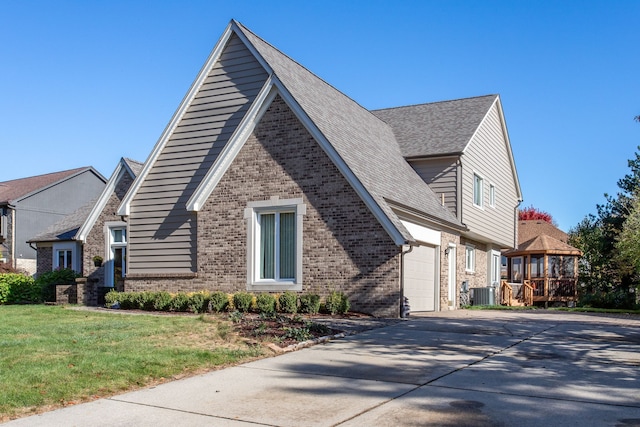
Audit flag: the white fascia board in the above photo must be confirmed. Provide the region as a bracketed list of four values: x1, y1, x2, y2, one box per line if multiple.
[187, 77, 277, 211]
[76, 160, 127, 243]
[270, 78, 407, 246]
[400, 220, 441, 246]
[117, 22, 236, 216]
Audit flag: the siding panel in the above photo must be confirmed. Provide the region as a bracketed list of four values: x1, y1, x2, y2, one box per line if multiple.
[410, 158, 458, 217]
[129, 33, 268, 274]
[461, 103, 518, 248]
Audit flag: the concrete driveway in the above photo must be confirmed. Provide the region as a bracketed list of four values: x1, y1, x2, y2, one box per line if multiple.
[5, 310, 640, 426]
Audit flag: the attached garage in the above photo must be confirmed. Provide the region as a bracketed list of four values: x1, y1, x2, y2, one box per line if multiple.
[403, 244, 438, 312]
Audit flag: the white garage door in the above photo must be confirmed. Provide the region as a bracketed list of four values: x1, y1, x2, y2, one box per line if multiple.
[404, 245, 437, 312]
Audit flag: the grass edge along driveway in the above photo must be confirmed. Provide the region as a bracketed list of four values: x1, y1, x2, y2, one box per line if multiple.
[0, 305, 264, 422]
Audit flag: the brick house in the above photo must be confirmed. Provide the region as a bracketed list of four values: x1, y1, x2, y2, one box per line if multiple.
[35, 21, 522, 317]
[29, 158, 142, 302]
[0, 167, 106, 274]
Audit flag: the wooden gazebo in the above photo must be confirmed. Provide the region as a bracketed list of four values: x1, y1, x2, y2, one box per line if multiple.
[501, 221, 582, 307]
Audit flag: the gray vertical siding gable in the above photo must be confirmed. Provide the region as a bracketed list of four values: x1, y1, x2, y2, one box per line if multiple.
[129, 34, 269, 274]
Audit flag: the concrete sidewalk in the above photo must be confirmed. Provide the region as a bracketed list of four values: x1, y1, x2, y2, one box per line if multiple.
[5, 310, 640, 426]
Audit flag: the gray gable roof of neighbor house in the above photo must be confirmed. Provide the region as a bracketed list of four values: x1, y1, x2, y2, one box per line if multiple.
[0, 167, 104, 205]
[371, 95, 498, 158]
[234, 22, 465, 235]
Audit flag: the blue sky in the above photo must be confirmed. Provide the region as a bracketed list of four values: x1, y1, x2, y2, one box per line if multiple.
[2, 0, 638, 232]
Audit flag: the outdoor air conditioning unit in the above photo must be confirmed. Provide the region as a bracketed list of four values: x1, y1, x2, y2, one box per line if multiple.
[473, 287, 495, 306]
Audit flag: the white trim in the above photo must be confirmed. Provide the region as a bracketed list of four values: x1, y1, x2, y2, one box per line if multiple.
[117, 22, 237, 216]
[465, 244, 476, 273]
[400, 220, 441, 246]
[245, 197, 305, 291]
[187, 78, 277, 211]
[52, 242, 81, 272]
[77, 159, 134, 242]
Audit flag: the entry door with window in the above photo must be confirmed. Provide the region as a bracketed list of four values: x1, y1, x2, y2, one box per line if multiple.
[106, 226, 127, 288]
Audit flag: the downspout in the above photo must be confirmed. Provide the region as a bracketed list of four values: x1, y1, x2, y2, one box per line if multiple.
[11, 206, 16, 269]
[400, 244, 414, 318]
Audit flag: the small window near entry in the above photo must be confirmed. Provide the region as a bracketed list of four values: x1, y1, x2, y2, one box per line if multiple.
[465, 245, 475, 272]
[473, 173, 484, 207]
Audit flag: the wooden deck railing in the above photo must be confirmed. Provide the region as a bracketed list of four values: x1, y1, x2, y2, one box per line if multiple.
[500, 280, 513, 306]
[500, 280, 534, 306]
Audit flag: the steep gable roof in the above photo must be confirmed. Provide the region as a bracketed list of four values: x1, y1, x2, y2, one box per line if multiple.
[179, 21, 464, 243]
[372, 95, 499, 158]
[76, 158, 143, 242]
[231, 22, 464, 238]
[119, 20, 465, 244]
[0, 167, 103, 205]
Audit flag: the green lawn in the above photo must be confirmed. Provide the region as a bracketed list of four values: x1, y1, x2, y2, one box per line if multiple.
[0, 305, 263, 421]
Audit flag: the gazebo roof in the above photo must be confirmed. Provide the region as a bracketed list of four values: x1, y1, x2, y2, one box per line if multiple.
[504, 234, 582, 257]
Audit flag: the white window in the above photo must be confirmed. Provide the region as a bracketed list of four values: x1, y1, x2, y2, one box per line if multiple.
[465, 245, 475, 272]
[52, 242, 79, 271]
[245, 198, 306, 291]
[57, 250, 73, 269]
[489, 184, 496, 207]
[473, 173, 484, 207]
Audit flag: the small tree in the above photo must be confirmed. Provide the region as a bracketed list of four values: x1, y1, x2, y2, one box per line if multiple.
[518, 205, 556, 225]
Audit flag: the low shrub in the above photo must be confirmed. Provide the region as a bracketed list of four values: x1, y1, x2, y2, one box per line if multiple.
[233, 292, 253, 313]
[188, 292, 210, 314]
[256, 293, 276, 314]
[153, 291, 173, 311]
[0, 273, 39, 304]
[278, 291, 298, 314]
[209, 291, 229, 312]
[324, 291, 350, 315]
[299, 293, 320, 314]
[170, 293, 190, 312]
[104, 290, 120, 306]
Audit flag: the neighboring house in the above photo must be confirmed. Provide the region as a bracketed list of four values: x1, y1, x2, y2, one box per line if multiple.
[0, 167, 106, 274]
[103, 20, 522, 317]
[29, 158, 142, 302]
[502, 220, 582, 306]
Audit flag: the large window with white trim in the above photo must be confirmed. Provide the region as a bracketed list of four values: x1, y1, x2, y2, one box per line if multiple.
[258, 211, 295, 280]
[52, 242, 78, 271]
[465, 245, 475, 272]
[245, 198, 305, 290]
[104, 223, 127, 287]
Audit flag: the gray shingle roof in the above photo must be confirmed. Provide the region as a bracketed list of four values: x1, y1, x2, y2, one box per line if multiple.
[0, 167, 92, 204]
[371, 95, 498, 158]
[124, 158, 144, 178]
[235, 22, 464, 237]
[28, 201, 95, 242]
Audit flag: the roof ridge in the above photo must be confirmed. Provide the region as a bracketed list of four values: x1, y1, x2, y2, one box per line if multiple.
[233, 20, 392, 128]
[372, 94, 498, 112]
[0, 166, 89, 185]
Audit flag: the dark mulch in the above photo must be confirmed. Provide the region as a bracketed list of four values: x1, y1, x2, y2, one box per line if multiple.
[230, 312, 346, 348]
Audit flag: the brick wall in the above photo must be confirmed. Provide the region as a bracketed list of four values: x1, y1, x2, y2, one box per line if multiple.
[126, 95, 403, 317]
[83, 169, 134, 288]
[36, 246, 53, 276]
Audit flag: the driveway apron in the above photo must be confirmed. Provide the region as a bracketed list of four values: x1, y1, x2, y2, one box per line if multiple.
[5, 310, 640, 426]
